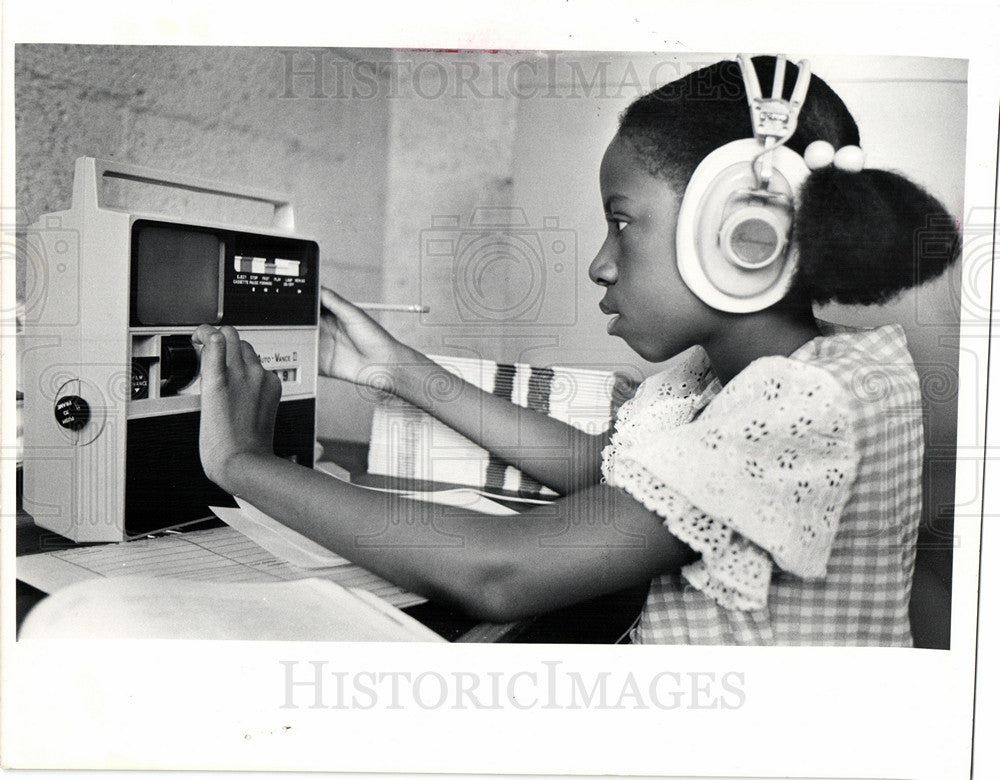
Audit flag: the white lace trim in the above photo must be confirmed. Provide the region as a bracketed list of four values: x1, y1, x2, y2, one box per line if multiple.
[602, 349, 860, 611]
[611, 461, 772, 610]
[602, 346, 716, 474]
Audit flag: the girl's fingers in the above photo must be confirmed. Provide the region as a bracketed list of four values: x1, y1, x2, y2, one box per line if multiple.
[319, 305, 338, 331]
[320, 286, 348, 314]
[319, 309, 344, 342]
[191, 324, 220, 347]
[321, 287, 368, 325]
[197, 330, 227, 388]
[194, 325, 254, 383]
[218, 326, 245, 374]
[259, 371, 283, 427]
[240, 340, 264, 374]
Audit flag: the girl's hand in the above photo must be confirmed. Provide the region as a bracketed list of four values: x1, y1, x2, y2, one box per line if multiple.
[192, 325, 282, 492]
[319, 288, 411, 392]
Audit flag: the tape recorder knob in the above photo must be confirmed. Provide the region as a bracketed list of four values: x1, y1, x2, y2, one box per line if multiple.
[54, 394, 91, 431]
[160, 335, 200, 396]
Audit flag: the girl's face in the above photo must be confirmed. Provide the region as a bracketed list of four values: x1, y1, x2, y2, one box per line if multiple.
[589, 135, 718, 362]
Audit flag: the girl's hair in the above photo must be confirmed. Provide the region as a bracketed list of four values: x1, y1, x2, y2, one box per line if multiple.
[618, 56, 960, 306]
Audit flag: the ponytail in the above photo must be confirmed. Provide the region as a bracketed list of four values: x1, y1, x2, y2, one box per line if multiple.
[619, 56, 961, 307]
[794, 167, 960, 306]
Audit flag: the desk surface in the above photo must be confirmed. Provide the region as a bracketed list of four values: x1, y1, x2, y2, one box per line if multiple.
[15, 441, 646, 643]
[16, 515, 645, 643]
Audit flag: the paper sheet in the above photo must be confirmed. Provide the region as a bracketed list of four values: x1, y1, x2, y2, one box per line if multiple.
[18, 478, 527, 612]
[20, 576, 444, 642]
[17, 525, 426, 609]
[210, 498, 351, 569]
[401, 487, 520, 516]
[316, 464, 524, 515]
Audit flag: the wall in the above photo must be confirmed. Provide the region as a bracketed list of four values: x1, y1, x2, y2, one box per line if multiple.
[371, 50, 521, 428]
[15, 44, 393, 439]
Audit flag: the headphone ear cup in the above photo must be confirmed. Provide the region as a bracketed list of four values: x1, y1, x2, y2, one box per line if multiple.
[676, 139, 809, 313]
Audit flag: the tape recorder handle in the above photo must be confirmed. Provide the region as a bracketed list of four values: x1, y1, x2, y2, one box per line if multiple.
[72, 157, 295, 231]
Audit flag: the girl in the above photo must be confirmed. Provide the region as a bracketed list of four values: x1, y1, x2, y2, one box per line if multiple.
[194, 56, 958, 645]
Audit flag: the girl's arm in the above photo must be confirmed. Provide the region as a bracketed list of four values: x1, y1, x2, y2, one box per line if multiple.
[319, 289, 607, 495]
[195, 325, 696, 621]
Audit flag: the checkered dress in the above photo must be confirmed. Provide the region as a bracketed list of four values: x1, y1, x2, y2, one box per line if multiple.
[604, 325, 923, 646]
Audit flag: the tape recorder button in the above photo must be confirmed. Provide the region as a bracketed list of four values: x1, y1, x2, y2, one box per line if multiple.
[54, 395, 91, 431]
[131, 358, 157, 400]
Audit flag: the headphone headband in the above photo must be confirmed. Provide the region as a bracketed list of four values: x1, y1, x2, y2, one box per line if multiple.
[674, 55, 812, 313]
[737, 54, 812, 190]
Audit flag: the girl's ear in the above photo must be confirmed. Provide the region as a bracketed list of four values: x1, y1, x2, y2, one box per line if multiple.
[675, 138, 808, 313]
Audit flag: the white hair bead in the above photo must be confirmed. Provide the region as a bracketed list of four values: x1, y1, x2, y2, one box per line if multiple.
[833, 145, 866, 173]
[804, 140, 835, 170]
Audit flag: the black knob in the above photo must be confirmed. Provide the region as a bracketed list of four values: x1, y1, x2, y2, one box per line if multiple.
[160, 335, 200, 396]
[54, 395, 90, 431]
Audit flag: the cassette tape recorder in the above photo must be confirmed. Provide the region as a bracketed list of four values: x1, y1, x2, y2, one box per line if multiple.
[22, 158, 319, 541]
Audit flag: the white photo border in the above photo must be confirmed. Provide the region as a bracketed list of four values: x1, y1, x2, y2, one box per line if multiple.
[2, 2, 998, 779]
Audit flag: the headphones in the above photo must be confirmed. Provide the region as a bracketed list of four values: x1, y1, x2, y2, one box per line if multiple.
[675, 54, 812, 313]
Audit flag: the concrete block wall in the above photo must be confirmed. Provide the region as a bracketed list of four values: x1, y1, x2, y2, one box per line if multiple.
[14, 47, 546, 442]
[378, 50, 521, 363]
[15, 45, 393, 440]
